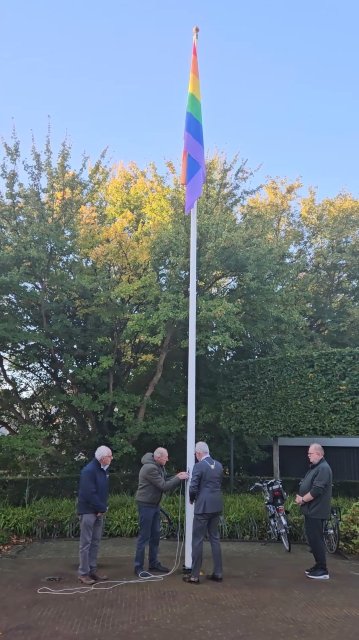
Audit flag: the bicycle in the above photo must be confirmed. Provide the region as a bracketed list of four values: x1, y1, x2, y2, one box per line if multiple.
[159, 507, 178, 539]
[323, 505, 341, 554]
[250, 479, 291, 552]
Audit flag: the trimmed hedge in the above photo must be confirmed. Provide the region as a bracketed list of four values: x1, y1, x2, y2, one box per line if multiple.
[223, 348, 359, 438]
[0, 473, 139, 506]
[0, 494, 356, 553]
[1, 474, 358, 507]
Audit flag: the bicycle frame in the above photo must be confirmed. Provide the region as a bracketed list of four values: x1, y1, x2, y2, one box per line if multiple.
[323, 506, 341, 554]
[250, 479, 291, 552]
[159, 507, 178, 539]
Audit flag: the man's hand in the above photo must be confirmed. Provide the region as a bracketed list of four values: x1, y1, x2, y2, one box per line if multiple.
[177, 471, 189, 480]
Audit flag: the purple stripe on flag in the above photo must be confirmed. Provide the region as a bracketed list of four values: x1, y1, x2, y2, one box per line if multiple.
[183, 132, 206, 173]
[185, 168, 206, 214]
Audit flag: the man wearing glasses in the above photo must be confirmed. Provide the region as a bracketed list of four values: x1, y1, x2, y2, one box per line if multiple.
[295, 443, 332, 580]
[77, 445, 113, 584]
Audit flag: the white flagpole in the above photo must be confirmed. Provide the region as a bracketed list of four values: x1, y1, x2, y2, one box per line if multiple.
[184, 200, 197, 569]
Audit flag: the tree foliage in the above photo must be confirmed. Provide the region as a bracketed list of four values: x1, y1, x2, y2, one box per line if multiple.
[0, 133, 358, 476]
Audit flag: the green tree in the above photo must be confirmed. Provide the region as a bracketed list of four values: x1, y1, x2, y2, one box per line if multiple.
[2, 132, 357, 478]
[0, 133, 111, 469]
[299, 191, 359, 348]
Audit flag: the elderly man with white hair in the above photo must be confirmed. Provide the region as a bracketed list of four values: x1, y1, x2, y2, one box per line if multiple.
[134, 447, 188, 578]
[77, 445, 113, 584]
[183, 441, 224, 585]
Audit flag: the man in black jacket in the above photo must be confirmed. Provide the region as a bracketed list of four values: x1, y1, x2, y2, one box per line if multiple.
[295, 443, 332, 580]
[77, 445, 113, 585]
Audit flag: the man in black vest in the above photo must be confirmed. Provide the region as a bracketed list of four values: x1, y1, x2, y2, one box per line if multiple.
[295, 443, 332, 580]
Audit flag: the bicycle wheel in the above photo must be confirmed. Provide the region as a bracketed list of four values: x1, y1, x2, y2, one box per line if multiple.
[279, 528, 291, 552]
[275, 513, 291, 552]
[159, 508, 172, 540]
[324, 516, 340, 554]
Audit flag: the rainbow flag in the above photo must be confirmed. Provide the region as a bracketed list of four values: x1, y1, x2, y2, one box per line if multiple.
[181, 31, 206, 213]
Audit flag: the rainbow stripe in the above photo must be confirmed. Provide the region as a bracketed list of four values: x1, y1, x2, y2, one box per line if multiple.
[181, 34, 206, 213]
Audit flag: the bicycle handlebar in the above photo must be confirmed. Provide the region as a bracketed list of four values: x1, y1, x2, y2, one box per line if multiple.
[249, 479, 284, 492]
[249, 482, 263, 492]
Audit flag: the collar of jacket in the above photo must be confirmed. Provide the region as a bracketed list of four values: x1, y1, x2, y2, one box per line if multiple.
[310, 457, 325, 470]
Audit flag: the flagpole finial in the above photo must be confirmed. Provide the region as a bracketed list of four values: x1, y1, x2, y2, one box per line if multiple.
[193, 26, 199, 39]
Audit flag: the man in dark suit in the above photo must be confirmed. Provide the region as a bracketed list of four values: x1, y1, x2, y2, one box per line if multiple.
[183, 441, 223, 584]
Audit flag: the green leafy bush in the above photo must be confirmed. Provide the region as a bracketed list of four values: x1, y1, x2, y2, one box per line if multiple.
[0, 494, 357, 553]
[340, 501, 359, 554]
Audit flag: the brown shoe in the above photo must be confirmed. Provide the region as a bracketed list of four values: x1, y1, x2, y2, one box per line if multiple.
[89, 572, 108, 581]
[78, 574, 95, 585]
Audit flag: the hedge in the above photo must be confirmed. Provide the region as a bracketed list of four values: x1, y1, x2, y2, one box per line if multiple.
[0, 494, 357, 554]
[223, 348, 359, 437]
[1, 474, 358, 507]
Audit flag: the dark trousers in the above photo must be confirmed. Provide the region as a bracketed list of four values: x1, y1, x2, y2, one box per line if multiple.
[191, 512, 223, 579]
[134, 504, 160, 571]
[304, 515, 327, 570]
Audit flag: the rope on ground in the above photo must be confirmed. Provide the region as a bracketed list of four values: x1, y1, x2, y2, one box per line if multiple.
[37, 485, 185, 596]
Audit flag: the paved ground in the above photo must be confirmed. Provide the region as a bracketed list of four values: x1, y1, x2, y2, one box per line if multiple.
[1, 538, 359, 640]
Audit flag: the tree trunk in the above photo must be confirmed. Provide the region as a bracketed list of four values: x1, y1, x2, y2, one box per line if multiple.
[137, 324, 175, 422]
[229, 432, 234, 493]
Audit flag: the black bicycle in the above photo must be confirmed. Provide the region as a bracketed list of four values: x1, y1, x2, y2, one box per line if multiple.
[159, 507, 178, 539]
[323, 506, 341, 554]
[250, 479, 291, 552]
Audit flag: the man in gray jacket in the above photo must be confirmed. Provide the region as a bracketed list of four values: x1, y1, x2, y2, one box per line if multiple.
[295, 443, 332, 580]
[134, 447, 188, 578]
[183, 441, 224, 584]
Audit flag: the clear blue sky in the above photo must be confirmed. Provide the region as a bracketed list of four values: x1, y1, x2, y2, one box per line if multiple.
[1, 0, 358, 199]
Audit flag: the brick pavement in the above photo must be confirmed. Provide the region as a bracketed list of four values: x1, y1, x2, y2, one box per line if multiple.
[1, 539, 358, 640]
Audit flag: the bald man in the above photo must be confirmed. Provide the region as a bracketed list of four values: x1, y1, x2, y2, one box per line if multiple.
[295, 443, 332, 580]
[134, 448, 188, 577]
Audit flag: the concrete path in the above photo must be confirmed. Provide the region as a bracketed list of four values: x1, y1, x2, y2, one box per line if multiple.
[1, 539, 358, 640]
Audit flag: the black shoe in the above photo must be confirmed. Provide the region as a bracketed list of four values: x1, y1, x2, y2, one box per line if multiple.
[304, 565, 318, 575]
[89, 572, 108, 581]
[306, 568, 329, 580]
[134, 569, 152, 578]
[183, 575, 200, 584]
[206, 574, 223, 582]
[149, 563, 169, 573]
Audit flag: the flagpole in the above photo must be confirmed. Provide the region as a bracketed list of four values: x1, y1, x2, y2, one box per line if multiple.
[181, 26, 205, 570]
[184, 200, 197, 569]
